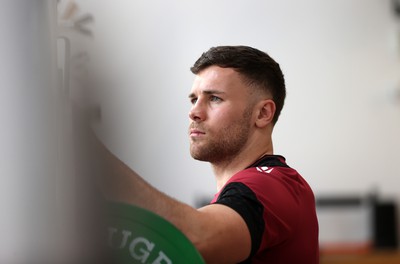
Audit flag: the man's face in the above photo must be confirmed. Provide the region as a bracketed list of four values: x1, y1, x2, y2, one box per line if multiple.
[188, 66, 254, 164]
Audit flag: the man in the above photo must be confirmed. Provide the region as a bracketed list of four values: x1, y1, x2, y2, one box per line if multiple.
[104, 46, 319, 263]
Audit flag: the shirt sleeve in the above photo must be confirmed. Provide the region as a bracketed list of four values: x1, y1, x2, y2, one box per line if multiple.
[213, 182, 264, 261]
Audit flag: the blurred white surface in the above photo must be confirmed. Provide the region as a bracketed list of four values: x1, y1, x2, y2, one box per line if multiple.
[77, 0, 400, 206]
[0, 1, 57, 262]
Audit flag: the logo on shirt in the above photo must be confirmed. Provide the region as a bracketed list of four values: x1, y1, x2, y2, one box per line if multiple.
[256, 166, 274, 174]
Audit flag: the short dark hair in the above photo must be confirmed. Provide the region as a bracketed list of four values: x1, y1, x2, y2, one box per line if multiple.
[190, 46, 286, 124]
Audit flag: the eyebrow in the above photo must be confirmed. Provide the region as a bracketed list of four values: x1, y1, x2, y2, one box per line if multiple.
[188, 90, 226, 98]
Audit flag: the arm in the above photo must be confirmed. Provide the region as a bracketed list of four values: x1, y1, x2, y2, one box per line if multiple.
[101, 146, 251, 264]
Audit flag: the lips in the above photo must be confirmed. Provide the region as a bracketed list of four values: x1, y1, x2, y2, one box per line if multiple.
[189, 124, 206, 137]
[190, 129, 205, 137]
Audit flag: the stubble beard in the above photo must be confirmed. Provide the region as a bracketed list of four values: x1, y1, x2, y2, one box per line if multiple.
[189, 106, 252, 164]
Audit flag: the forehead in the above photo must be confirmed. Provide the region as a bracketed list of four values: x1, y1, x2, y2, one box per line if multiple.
[190, 66, 248, 94]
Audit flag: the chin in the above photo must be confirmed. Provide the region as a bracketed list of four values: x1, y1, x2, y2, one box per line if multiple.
[190, 151, 207, 162]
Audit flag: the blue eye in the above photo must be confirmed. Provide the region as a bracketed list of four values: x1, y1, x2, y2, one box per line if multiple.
[190, 98, 198, 104]
[210, 96, 222, 102]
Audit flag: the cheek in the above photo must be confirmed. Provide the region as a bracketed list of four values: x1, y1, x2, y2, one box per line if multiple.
[209, 107, 240, 128]
[210, 107, 228, 121]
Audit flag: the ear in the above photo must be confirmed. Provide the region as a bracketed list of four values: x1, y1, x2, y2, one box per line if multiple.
[255, 99, 276, 128]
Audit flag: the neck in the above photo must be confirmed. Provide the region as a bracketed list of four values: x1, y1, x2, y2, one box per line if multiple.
[212, 138, 274, 192]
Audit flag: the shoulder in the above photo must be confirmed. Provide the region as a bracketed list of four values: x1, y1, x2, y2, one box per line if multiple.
[231, 155, 301, 185]
[225, 160, 316, 221]
[230, 163, 310, 195]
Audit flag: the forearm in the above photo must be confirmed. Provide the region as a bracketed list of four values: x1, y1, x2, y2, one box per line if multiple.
[99, 144, 250, 264]
[101, 145, 203, 244]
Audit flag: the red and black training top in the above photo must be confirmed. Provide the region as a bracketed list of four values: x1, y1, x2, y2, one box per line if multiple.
[210, 155, 319, 264]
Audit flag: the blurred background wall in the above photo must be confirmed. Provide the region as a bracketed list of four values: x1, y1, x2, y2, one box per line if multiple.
[73, 0, 400, 252]
[78, 0, 400, 204]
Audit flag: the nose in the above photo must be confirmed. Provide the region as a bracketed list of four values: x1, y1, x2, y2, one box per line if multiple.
[189, 100, 205, 122]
